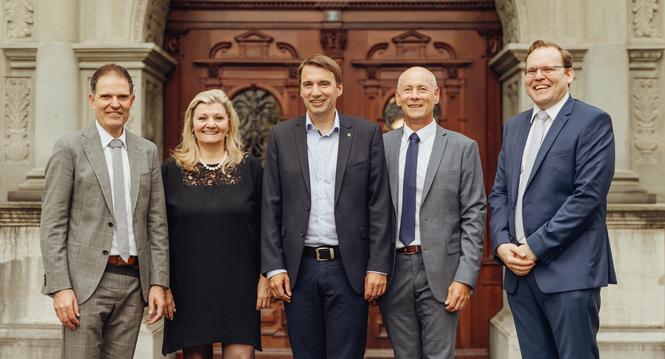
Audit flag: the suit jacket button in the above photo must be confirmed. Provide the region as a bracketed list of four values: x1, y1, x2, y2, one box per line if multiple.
[102, 250, 109, 256]
[108, 222, 114, 228]
[300, 232, 305, 237]
[306, 206, 310, 211]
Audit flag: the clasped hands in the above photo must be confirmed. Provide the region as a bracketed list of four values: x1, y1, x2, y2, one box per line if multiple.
[496, 243, 538, 276]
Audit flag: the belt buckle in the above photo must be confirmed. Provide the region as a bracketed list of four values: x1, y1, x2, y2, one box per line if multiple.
[314, 247, 335, 261]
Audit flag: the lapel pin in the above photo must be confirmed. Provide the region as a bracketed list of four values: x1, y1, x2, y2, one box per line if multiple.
[347, 133, 351, 137]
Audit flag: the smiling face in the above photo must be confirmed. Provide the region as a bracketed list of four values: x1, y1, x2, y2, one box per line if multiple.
[396, 67, 440, 126]
[88, 73, 135, 138]
[525, 46, 574, 110]
[192, 102, 229, 148]
[300, 64, 343, 121]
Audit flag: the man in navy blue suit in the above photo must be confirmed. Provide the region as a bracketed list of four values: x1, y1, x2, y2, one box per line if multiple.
[489, 40, 617, 359]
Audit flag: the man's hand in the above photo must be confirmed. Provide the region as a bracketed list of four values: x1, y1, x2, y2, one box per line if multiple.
[519, 243, 538, 262]
[145, 285, 166, 324]
[256, 275, 272, 310]
[269, 273, 292, 303]
[164, 289, 176, 320]
[53, 289, 79, 330]
[444, 281, 473, 312]
[364, 272, 387, 302]
[496, 243, 535, 276]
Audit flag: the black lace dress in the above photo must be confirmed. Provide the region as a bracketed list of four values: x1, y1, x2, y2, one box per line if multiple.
[161, 155, 262, 354]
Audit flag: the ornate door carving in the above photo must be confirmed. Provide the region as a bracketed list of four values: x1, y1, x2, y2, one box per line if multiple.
[165, 1, 502, 358]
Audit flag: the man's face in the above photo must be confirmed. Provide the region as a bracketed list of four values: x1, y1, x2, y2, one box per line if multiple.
[300, 65, 342, 119]
[395, 67, 440, 124]
[524, 46, 574, 110]
[88, 73, 135, 137]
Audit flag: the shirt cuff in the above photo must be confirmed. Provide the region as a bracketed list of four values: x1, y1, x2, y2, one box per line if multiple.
[267, 269, 287, 279]
[366, 271, 387, 276]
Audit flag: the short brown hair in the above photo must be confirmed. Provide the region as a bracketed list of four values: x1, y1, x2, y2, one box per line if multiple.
[526, 40, 573, 68]
[90, 64, 134, 94]
[297, 54, 342, 85]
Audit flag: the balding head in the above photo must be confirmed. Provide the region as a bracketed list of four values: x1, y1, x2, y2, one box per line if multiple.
[397, 66, 437, 91]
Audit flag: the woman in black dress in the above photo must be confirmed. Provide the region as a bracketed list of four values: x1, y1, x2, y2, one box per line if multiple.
[161, 89, 271, 359]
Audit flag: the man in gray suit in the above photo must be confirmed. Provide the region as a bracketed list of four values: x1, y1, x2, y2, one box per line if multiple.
[379, 67, 486, 359]
[40, 63, 169, 358]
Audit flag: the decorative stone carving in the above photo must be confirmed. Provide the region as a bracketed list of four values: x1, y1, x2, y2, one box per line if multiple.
[632, 79, 660, 163]
[632, 0, 660, 38]
[495, 0, 518, 45]
[4, 78, 31, 163]
[145, 0, 170, 46]
[5, 0, 35, 40]
[143, 79, 163, 145]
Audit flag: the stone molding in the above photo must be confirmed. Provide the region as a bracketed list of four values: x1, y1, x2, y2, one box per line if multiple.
[495, 0, 518, 45]
[72, 43, 176, 81]
[0, 202, 40, 226]
[3, 77, 32, 164]
[5, 0, 35, 40]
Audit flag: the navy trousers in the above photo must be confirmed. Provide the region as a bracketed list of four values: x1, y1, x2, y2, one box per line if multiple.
[508, 273, 601, 359]
[284, 256, 368, 359]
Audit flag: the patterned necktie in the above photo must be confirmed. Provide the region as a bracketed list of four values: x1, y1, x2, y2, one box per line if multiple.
[109, 139, 130, 261]
[399, 132, 420, 246]
[515, 110, 549, 242]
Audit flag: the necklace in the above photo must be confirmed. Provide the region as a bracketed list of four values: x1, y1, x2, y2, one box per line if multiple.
[199, 151, 227, 171]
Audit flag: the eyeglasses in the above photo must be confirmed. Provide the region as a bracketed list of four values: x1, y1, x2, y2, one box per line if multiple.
[524, 66, 569, 78]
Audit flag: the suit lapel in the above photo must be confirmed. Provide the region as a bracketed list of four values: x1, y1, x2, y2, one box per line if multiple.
[80, 126, 114, 215]
[293, 117, 311, 195]
[387, 129, 402, 211]
[125, 132, 142, 212]
[525, 97, 573, 189]
[335, 116, 353, 206]
[422, 126, 447, 203]
[509, 113, 532, 200]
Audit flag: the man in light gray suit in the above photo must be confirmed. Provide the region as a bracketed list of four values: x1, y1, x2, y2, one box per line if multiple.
[379, 67, 486, 359]
[40, 64, 169, 358]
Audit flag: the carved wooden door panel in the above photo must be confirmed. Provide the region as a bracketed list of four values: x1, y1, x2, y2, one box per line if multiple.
[165, 1, 502, 358]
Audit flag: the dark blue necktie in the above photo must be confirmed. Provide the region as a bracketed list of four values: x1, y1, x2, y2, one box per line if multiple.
[399, 132, 419, 246]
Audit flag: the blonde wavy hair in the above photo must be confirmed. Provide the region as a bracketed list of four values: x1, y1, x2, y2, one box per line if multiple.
[171, 89, 245, 172]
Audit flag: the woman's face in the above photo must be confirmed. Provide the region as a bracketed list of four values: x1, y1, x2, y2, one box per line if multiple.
[192, 102, 230, 147]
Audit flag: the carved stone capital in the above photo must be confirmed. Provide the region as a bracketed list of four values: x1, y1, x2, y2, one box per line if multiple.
[0, 44, 38, 70]
[628, 44, 665, 71]
[631, 0, 661, 39]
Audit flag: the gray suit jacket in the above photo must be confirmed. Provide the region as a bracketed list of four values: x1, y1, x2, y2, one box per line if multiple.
[384, 125, 486, 302]
[40, 125, 169, 303]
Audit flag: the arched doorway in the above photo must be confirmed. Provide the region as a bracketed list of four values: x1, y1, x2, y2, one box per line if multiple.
[162, 1, 503, 357]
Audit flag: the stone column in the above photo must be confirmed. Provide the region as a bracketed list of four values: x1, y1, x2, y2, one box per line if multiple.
[7, 0, 80, 201]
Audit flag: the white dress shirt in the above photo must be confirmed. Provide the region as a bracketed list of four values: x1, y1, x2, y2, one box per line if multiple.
[96, 121, 137, 256]
[396, 120, 437, 249]
[515, 93, 569, 243]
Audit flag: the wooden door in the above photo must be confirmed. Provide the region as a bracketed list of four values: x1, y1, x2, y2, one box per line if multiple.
[165, 1, 503, 358]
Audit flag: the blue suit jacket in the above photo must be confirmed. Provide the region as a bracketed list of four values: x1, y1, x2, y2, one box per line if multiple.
[489, 97, 617, 294]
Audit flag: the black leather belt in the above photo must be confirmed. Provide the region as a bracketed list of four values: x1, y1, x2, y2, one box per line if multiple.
[303, 246, 339, 261]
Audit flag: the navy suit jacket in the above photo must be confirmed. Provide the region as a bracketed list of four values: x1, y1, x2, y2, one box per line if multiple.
[489, 97, 617, 294]
[261, 114, 394, 294]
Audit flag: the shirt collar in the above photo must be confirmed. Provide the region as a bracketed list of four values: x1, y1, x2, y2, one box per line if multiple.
[530, 93, 569, 123]
[96, 120, 127, 148]
[305, 111, 340, 136]
[402, 119, 437, 143]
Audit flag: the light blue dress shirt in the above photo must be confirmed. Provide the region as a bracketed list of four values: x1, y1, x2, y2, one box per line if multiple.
[304, 112, 340, 247]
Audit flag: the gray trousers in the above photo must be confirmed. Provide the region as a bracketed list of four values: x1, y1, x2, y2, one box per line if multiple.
[379, 253, 459, 359]
[62, 271, 144, 359]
